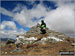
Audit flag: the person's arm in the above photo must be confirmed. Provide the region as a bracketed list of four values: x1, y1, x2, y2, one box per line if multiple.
[45, 23, 46, 28]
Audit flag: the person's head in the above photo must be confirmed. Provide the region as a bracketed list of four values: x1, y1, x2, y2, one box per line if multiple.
[41, 20, 44, 23]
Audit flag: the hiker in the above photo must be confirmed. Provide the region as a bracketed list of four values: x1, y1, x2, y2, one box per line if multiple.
[28, 20, 47, 45]
[40, 20, 46, 34]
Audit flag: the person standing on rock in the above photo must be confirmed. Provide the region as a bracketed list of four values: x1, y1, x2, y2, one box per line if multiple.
[40, 20, 46, 34]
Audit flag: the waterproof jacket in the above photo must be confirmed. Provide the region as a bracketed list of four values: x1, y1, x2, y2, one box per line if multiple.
[40, 22, 46, 28]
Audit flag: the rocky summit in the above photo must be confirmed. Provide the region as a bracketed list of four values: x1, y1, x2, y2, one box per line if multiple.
[16, 23, 74, 44]
[1, 23, 75, 56]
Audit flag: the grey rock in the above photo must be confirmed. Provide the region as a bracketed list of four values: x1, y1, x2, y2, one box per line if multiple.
[17, 23, 73, 44]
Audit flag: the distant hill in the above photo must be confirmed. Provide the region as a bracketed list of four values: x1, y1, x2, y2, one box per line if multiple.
[1, 38, 16, 42]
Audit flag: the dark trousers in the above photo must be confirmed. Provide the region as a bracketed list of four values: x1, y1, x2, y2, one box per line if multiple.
[40, 28, 46, 34]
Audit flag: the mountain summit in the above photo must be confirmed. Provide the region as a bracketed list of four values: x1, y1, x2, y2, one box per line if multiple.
[1, 23, 75, 55]
[16, 23, 74, 44]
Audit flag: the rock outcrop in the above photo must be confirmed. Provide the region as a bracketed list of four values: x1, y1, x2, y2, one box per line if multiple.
[1, 23, 75, 56]
[15, 23, 74, 44]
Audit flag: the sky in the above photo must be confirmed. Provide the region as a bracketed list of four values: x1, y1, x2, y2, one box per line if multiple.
[0, 0, 75, 38]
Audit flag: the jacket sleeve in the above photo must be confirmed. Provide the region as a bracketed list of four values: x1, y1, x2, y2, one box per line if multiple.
[45, 23, 46, 27]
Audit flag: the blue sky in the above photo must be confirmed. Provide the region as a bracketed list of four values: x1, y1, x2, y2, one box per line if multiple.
[0, 0, 75, 38]
[1, 1, 57, 31]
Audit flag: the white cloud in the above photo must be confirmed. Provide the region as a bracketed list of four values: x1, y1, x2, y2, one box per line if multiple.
[13, 3, 48, 27]
[18, 28, 26, 34]
[53, 0, 75, 9]
[30, 4, 47, 18]
[44, 0, 75, 36]
[0, 21, 26, 39]
[0, 0, 75, 37]
[0, 24, 5, 30]
[14, 12, 27, 26]
[44, 6, 75, 33]
[0, 3, 48, 27]
[0, 21, 17, 30]
[0, 7, 14, 17]
[0, 30, 19, 39]
[0, 29, 26, 39]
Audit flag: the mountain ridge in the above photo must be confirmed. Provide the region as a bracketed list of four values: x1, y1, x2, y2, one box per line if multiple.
[16, 23, 74, 44]
[1, 23, 75, 55]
